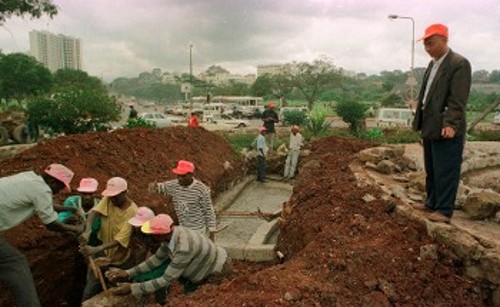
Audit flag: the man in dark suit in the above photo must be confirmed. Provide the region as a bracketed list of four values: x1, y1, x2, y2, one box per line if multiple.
[412, 23, 471, 223]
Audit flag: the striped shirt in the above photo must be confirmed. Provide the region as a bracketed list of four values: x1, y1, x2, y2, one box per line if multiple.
[127, 226, 227, 296]
[156, 179, 216, 232]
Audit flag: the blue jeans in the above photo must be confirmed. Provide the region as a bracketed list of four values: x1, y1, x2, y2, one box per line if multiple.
[257, 155, 266, 182]
[423, 136, 465, 217]
[0, 237, 41, 307]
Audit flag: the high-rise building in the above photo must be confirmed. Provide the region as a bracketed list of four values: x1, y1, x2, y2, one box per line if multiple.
[29, 30, 82, 72]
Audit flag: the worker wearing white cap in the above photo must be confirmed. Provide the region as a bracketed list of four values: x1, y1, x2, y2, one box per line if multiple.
[283, 125, 304, 180]
[0, 163, 83, 307]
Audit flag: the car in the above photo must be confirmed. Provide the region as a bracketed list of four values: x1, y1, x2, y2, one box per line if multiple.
[139, 112, 173, 128]
[494, 113, 500, 125]
[210, 114, 250, 128]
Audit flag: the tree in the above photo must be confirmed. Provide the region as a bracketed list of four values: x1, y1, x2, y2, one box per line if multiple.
[0, 53, 53, 101]
[0, 0, 57, 24]
[53, 69, 105, 92]
[283, 56, 342, 110]
[251, 74, 272, 97]
[336, 93, 368, 135]
[27, 88, 121, 134]
[472, 70, 490, 83]
[381, 92, 405, 108]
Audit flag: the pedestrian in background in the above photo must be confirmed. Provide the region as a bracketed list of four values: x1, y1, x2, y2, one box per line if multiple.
[187, 112, 200, 127]
[254, 126, 268, 183]
[412, 23, 471, 223]
[129, 104, 138, 119]
[261, 102, 279, 153]
[283, 125, 303, 180]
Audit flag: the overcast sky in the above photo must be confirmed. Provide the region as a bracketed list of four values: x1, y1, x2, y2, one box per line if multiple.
[1, 0, 499, 81]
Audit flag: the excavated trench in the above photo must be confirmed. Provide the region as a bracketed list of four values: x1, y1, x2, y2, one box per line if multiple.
[214, 176, 293, 261]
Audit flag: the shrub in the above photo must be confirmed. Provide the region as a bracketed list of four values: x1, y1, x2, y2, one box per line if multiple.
[306, 104, 330, 136]
[27, 88, 120, 134]
[124, 117, 156, 129]
[336, 97, 368, 135]
[281, 109, 309, 126]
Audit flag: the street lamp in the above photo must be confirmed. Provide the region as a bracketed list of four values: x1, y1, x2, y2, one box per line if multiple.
[189, 43, 193, 110]
[388, 14, 417, 110]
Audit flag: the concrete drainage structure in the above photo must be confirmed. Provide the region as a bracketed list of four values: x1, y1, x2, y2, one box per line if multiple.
[214, 176, 292, 262]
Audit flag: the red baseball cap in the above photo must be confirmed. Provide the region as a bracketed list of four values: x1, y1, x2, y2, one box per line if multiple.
[418, 23, 448, 41]
[172, 160, 195, 175]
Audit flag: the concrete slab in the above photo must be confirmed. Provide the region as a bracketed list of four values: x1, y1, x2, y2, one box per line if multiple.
[214, 177, 292, 262]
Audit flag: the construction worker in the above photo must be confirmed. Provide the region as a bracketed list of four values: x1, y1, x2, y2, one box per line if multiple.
[254, 126, 268, 183]
[187, 112, 200, 127]
[129, 104, 138, 119]
[149, 160, 216, 239]
[0, 163, 83, 307]
[261, 102, 279, 152]
[283, 125, 304, 180]
[106, 214, 231, 300]
[79, 177, 138, 302]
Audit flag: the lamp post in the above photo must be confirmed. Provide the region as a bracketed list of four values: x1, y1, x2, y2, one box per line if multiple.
[189, 43, 193, 110]
[388, 14, 417, 110]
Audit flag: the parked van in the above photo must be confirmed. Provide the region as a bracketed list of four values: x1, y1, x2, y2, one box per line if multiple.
[376, 108, 414, 128]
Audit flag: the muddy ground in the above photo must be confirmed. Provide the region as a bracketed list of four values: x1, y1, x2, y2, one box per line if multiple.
[0, 127, 492, 306]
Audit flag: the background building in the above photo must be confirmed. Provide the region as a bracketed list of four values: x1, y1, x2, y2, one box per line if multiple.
[29, 30, 82, 72]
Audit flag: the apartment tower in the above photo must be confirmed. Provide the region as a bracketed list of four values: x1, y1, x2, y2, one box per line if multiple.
[29, 30, 82, 72]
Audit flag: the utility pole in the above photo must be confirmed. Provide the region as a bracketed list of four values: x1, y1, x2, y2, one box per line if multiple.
[388, 15, 417, 111]
[189, 43, 193, 111]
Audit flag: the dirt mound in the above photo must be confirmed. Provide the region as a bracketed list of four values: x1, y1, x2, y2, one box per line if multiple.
[0, 127, 244, 306]
[169, 136, 489, 306]
[1, 131, 490, 306]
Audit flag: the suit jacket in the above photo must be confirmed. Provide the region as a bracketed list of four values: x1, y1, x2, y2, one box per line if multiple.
[412, 49, 471, 140]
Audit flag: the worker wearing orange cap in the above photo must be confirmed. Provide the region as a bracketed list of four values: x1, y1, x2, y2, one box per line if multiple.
[412, 23, 471, 223]
[261, 102, 279, 153]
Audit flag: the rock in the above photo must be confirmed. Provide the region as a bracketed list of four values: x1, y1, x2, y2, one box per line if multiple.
[82, 292, 138, 307]
[408, 171, 426, 192]
[362, 194, 377, 203]
[408, 194, 423, 202]
[378, 279, 399, 303]
[365, 162, 378, 171]
[376, 160, 396, 174]
[276, 143, 288, 156]
[492, 286, 500, 307]
[462, 190, 500, 219]
[419, 244, 438, 260]
[364, 279, 379, 291]
[301, 149, 312, 156]
[301, 159, 322, 171]
[392, 175, 409, 183]
[283, 290, 301, 301]
[361, 291, 391, 307]
[359, 148, 384, 164]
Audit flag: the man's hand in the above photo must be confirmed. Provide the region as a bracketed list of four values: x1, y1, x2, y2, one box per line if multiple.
[148, 182, 158, 193]
[79, 231, 90, 245]
[441, 126, 456, 138]
[79, 244, 99, 257]
[110, 283, 132, 296]
[105, 268, 129, 282]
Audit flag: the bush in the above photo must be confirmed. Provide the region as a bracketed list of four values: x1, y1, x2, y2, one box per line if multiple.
[306, 104, 330, 136]
[281, 109, 309, 126]
[383, 128, 421, 143]
[336, 97, 368, 135]
[467, 129, 500, 141]
[124, 117, 156, 129]
[27, 88, 120, 134]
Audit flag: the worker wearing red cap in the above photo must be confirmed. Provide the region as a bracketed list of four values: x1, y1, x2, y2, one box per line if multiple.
[261, 102, 279, 153]
[0, 164, 83, 307]
[148, 160, 217, 239]
[412, 23, 471, 223]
